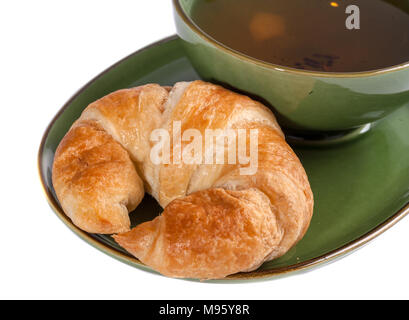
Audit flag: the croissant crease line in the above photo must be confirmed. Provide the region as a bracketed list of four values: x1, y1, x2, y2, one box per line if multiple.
[52, 80, 314, 279]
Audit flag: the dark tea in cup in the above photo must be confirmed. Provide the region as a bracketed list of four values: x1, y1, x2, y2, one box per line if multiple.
[190, 0, 409, 72]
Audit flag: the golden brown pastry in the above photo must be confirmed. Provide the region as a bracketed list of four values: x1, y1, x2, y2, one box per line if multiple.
[52, 84, 168, 234]
[52, 80, 314, 279]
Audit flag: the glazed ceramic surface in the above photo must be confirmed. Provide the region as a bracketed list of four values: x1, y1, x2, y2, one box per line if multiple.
[39, 36, 409, 281]
[173, 0, 409, 132]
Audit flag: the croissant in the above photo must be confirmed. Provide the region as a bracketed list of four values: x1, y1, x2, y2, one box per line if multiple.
[52, 80, 313, 279]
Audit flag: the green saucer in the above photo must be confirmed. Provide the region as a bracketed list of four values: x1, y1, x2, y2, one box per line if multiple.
[38, 35, 409, 281]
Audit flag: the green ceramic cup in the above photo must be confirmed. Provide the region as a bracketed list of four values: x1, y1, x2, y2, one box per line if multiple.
[173, 0, 409, 142]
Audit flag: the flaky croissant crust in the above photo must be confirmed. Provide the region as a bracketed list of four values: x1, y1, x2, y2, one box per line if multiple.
[52, 81, 313, 279]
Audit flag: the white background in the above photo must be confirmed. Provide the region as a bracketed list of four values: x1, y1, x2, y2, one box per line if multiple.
[1, 0, 408, 300]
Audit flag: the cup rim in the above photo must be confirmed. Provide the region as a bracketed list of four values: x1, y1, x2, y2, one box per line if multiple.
[174, 0, 409, 78]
